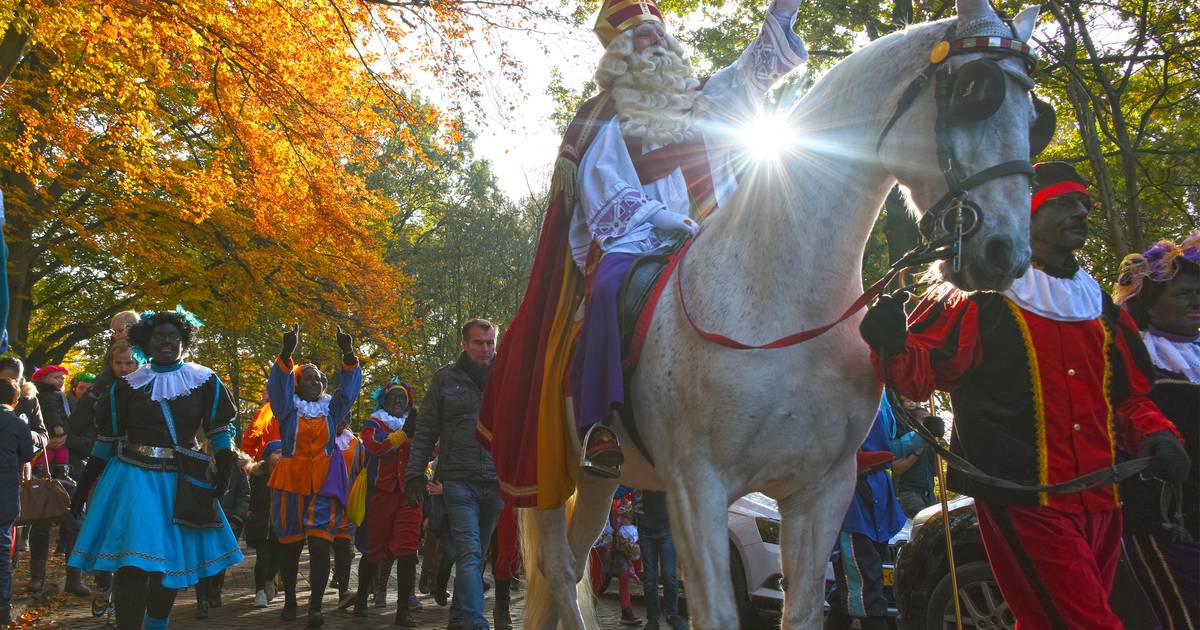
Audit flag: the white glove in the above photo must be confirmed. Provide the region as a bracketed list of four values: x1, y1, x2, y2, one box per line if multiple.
[649, 210, 699, 237]
[770, 0, 801, 17]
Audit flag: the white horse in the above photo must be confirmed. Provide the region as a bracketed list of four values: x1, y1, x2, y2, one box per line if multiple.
[523, 1, 1042, 628]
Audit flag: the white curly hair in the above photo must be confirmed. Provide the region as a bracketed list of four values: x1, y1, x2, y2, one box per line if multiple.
[595, 26, 707, 145]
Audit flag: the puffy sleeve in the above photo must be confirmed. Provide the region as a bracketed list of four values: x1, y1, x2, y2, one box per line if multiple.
[570, 121, 669, 267]
[268, 356, 298, 454]
[328, 359, 363, 427]
[1110, 307, 1180, 451]
[203, 375, 238, 453]
[871, 295, 982, 402]
[701, 8, 808, 123]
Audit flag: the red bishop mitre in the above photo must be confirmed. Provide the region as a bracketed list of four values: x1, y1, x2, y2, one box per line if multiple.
[594, 0, 664, 48]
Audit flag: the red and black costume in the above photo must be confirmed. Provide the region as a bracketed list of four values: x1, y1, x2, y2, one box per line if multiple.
[877, 285, 1177, 629]
[870, 163, 1181, 629]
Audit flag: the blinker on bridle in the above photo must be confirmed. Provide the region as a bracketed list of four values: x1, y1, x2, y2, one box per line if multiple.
[876, 24, 1043, 273]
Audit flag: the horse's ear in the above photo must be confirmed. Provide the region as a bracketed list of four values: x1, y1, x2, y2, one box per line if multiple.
[955, 0, 993, 25]
[1011, 5, 1040, 42]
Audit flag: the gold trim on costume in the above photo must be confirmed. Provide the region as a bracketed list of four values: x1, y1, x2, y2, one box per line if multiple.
[1005, 298, 1049, 506]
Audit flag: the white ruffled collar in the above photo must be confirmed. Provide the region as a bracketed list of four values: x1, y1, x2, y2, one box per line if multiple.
[370, 409, 408, 432]
[1142, 328, 1200, 384]
[294, 394, 332, 419]
[335, 428, 356, 451]
[1003, 266, 1103, 322]
[124, 362, 215, 402]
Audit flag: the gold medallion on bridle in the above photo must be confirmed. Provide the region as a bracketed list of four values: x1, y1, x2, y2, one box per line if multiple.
[930, 41, 951, 64]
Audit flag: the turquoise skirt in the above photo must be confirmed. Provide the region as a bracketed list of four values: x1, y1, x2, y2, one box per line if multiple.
[68, 458, 244, 589]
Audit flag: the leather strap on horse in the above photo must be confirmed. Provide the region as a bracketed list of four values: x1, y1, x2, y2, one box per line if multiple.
[675, 231, 910, 350]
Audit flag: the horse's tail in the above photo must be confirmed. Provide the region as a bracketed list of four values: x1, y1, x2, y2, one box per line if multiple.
[518, 492, 599, 630]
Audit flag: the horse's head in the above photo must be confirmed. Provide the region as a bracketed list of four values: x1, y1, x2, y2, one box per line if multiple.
[877, 0, 1047, 291]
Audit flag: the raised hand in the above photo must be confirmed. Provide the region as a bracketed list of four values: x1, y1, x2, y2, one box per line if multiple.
[336, 326, 354, 357]
[281, 324, 299, 358]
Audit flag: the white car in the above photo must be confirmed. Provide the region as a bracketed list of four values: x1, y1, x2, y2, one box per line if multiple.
[728, 493, 785, 629]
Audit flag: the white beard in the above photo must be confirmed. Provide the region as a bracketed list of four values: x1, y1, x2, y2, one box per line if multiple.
[610, 47, 707, 145]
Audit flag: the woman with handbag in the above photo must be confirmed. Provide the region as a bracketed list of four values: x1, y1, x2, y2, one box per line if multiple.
[349, 378, 421, 626]
[67, 309, 243, 630]
[266, 325, 362, 628]
[0, 377, 35, 627]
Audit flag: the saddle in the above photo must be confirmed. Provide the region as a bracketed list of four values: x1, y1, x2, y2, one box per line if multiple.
[612, 242, 686, 464]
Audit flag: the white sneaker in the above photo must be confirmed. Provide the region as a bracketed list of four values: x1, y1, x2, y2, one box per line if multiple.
[254, 591, 269, 608]
[265, 583, 277, 601]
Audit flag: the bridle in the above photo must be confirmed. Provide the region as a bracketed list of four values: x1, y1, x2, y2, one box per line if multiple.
[675, 22, 1048, 351]
[875, 24, 1041, 272]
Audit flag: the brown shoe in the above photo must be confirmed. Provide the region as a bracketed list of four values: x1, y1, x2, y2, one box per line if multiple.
[581, 425, 624, 478]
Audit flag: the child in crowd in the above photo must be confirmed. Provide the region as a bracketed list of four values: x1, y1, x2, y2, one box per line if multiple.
[246, 441, 283, 608]
[109, 311, 139, 340]
[611, 493, 642, 626]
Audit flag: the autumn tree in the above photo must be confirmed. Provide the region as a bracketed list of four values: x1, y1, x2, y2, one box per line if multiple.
[0, 0, 551, 372]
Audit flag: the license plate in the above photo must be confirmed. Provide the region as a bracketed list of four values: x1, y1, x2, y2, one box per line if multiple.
[883, 567, 894, 586]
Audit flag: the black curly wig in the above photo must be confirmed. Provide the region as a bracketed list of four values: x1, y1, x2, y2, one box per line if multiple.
[127, 311, 198, 357]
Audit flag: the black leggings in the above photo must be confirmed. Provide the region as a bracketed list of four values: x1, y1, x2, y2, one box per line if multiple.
[333, 537, 353, 595]
[252, 540, 279, 592]
[278, 537, 332, 611]
[113, 567, 176, 630]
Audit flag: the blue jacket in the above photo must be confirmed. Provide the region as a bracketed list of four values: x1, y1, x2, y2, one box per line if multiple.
[840, 398, 923, 542]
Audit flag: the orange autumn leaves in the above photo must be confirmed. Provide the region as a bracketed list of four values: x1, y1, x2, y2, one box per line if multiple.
[0, 0, 463, 355]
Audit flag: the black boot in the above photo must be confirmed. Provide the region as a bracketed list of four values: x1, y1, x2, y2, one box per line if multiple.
[351, 559, 375, 618]
[392, 557, 417, 628]
[65, 567, 92, 597]
[494, 579, 513, 630]
[281, 593, 298, 622]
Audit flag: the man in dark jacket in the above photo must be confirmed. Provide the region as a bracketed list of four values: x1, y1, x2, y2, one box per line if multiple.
[0, 358, 47, 450]
[0, 377, 35, 625]
[405, 319, 504, 630]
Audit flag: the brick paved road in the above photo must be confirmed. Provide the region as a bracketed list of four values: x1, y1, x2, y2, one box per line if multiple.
[17, 545, 649, 630]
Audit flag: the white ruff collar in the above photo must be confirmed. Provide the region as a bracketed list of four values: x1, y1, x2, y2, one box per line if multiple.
[370, 409, 407, 432]
[1142, 330, 1200, 384]
[294, 394, 332, 419]
[335, 428, 355, 451]
[1003, 266, 1103, 322]
[124, 362, 215, 402]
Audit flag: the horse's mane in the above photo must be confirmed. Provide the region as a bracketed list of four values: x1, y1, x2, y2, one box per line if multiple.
[790, 19, 952, 128]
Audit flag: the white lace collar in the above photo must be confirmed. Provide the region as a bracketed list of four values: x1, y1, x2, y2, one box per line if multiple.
[335, 428, 356, 451]
[1142, 329, 1200, 384]
[1003, 266, 1103, 322]
[294, 394, 332, 419]
[370, 409, 407, 432]
[124, 362, 215, 402]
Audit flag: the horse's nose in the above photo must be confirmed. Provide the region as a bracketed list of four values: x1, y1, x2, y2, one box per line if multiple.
[982, 234, 1017, 277]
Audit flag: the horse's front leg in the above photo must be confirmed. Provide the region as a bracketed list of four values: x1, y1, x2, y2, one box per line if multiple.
[666, 468, 739, 629]
[776, 458, 856, 630]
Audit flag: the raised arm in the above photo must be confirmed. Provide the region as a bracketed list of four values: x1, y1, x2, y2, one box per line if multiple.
[327, 327, 362, 425]
[701, 0, 808, 122]
[267, 325, 299, 428]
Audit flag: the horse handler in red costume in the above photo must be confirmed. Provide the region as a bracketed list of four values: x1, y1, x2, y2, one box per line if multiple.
[350, 378, 421, 627]
[859, 162, 1190, 629]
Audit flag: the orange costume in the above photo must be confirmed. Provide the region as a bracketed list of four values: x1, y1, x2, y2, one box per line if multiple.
[267, 357, 362, 544]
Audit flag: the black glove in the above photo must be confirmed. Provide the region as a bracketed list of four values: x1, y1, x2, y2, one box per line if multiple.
[923, 415, 946, 438]
[212, 449, 236, 500]
[404, 475, 427, 507]
[1137, 431, 1191, 483]
[71, 458, 107, 518]
[859, 292, 909, 355]
[281, 324, 299, 360]
[336, 326, 355, 363]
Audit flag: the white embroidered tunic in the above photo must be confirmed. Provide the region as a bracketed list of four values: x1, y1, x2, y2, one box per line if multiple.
[568, 9, 808, 268]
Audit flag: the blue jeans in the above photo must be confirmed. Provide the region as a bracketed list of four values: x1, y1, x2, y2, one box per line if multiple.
[443, 480, 503, 628]
[639, 531, 680, 621]
[0, 487, 17, 614]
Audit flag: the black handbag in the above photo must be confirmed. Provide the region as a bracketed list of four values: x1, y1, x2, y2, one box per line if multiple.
[159, 386, 223, 530]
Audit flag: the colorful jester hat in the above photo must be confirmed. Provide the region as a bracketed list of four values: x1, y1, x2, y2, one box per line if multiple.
[370, 377, 413, 415]
[1113, 230, 1200, 305]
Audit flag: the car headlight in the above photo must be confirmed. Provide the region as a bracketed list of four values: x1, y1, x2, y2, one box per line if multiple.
[755, 517, 780, 544]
